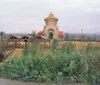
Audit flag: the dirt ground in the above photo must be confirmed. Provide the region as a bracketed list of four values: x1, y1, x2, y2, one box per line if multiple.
[7, 48, 23, 59]
[0, 78, 89, 85]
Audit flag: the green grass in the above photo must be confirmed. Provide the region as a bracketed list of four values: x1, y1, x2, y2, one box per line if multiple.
[0, 41, 100, 84]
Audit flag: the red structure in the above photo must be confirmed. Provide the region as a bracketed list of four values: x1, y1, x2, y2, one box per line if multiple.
[38, 30, 63, 37]
[58, 31, 63, 36]
[38, 30, 44, 35]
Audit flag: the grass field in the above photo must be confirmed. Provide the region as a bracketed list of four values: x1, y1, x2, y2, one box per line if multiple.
[59, 41, 100, 49]
[4, 41, 100, 48]
[40, 41, 100, 49]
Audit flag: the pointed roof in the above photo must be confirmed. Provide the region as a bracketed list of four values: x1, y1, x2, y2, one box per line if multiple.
[45, 13, 58, 20]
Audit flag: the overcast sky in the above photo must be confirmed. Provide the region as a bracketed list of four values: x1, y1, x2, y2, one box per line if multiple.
[0, 0, 100, 33]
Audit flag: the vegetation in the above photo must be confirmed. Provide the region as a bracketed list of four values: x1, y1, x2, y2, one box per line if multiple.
[0, 31, 9, 53]
[0, 31, 5, 42]
[0, 41, 100, 84]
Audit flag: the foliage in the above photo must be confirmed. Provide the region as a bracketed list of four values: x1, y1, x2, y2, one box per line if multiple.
[50, 39, 58, 54]
[0, 31, 5, 37]
[61, 42, 75, 54]
[32, 30, 37, 39]
[0, 43, 100, 84]
[0, 31, 5, 42]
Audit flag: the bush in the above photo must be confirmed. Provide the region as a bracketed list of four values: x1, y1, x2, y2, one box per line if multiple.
[0, 42, 100, 84]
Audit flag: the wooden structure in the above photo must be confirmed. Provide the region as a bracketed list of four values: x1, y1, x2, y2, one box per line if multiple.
[7, 35, 31, 48]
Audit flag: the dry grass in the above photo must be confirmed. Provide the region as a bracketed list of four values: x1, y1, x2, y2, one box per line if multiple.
[1, 41, 100, 50]
[58, 41, 100, 49]
[38, 41, 100, 49]
[1, 41, 100, 59]
[7, 49, 23, 59]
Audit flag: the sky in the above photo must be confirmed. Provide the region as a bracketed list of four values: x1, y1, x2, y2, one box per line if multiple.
[0, 0, 100, 34]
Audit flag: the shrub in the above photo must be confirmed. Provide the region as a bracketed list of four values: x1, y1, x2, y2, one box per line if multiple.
[0, 42, 100, 84]
[50, 39, 58, 53]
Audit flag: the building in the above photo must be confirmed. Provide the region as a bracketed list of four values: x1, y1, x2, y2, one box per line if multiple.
[38, 13, 63, 40]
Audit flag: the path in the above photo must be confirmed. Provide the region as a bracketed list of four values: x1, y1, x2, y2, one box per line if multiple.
[0, 78, 88, 85]
[7, 48, 23, 59]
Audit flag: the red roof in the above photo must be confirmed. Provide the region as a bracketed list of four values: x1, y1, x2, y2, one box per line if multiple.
[38, 30, 44, 35]
[58, 31, 63, 36]
[38, 30, 63, 36]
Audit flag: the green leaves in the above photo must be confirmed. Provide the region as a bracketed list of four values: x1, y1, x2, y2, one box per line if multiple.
[0, 42, 100, 84]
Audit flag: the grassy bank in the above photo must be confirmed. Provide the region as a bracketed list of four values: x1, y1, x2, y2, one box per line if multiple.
[0, 41, 100, 84]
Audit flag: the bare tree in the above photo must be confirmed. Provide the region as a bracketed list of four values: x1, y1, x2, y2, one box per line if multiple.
[65, 33, 69, 40]
[79, 34, 86, 41]
[0, 31, 5, 42]
[93, 34, 97, 41]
